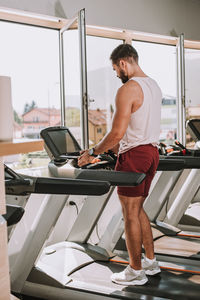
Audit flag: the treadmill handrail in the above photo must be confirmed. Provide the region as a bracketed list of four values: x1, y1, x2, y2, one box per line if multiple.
[34, 177, 110, 195]
[161, 156, 200, 169]
[157, 158, 185, 171]
[5, 176, 111, 196]
[75, 170, 146, 186]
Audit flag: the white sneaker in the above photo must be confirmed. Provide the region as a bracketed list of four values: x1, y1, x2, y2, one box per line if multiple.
[111, 265, 148, 286]
[142, 255, 161, 275]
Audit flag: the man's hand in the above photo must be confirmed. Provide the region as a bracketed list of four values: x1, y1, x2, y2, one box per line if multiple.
[78, 149, 96, 167]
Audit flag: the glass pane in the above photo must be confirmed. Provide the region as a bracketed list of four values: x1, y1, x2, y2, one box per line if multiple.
[63, 29, 81, 145]
[0, 21, 60, 172]
[0, 21, 61, 139]
[132, 41, 177, 144]
[185, 48, 200, 147]
[86, 36, 122, 146]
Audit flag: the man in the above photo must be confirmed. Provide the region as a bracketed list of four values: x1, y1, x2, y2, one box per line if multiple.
[78, 44, 162, 285]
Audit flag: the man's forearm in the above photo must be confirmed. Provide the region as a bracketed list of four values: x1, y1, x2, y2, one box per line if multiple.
[110, 143, 120, 154]
[94, 131, 121, 155]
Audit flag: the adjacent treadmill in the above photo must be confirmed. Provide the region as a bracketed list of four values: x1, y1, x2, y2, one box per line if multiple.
[9, 126, 200, 300]
[98, 120, 200, 273]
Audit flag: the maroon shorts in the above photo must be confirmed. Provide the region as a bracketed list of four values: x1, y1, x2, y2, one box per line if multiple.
[115, 144, 159, 197]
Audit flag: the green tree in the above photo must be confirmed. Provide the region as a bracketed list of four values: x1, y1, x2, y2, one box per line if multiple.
[30, 100, 37, 110]
[13, 110, 22, 124]
[65, 107, 80, 127]
[23, 100, 37, 114]
[23, 102, 30, 114]
[110, 104, 114, 114]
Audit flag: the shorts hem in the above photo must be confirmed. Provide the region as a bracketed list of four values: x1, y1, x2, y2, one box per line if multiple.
[117, 191, 148, 198]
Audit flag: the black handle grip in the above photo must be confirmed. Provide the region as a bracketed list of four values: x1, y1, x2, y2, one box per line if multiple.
[157, 158, 185, 171]
[76, 170, 146, 186]
[161, 156, 200, 169]
[35, 177, 110, 196]
[3, 204, 25, 226]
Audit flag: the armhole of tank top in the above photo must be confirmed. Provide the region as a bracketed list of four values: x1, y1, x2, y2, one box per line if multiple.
[130, 79, 144, 115]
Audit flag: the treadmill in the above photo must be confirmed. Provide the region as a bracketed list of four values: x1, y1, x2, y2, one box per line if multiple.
[9, 126, 200, 300]
[97, 121, 200, 298]
[99, 120, 200, 254]
[157, 119, 200, 231]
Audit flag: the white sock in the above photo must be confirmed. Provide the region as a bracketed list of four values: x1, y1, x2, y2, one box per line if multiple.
[144, 255, 156, 263]
[129, 265, 143, 273]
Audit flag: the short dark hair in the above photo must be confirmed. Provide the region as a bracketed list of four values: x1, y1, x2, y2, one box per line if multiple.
[110, 44, 138, 65]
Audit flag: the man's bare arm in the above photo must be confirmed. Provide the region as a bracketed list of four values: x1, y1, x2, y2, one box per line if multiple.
[78, 81, 139, 167]
[110, 143, 119, 154]
[94, 81, 141, 154]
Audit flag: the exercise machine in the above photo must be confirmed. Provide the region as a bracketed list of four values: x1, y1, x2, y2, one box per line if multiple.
[8, 125, 200, 299]
[7, 130, 149, 299]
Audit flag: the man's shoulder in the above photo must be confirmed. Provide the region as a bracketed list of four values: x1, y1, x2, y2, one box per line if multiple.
[118, 80, 143, 100]
[115, 80, 142, 108]
[118, 80, 139, 94]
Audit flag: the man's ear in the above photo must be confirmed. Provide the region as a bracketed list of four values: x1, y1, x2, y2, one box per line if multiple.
[119, 59, 126, 69]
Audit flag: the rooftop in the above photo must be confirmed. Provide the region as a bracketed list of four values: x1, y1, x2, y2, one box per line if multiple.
[88, 109, 107, 126]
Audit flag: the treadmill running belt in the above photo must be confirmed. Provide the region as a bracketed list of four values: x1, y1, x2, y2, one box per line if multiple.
[68, 261, 200, 300]
[154, 236, 200, 258]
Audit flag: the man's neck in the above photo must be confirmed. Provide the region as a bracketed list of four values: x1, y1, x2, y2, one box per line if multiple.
[128, 66, 146, 78]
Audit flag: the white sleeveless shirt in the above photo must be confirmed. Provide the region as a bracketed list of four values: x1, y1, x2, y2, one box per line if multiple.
[119, 77, 162, 154]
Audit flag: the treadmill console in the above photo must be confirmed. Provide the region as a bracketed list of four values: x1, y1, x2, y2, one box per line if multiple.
[41, 126, 117, 169]
[40, 126, 81, 161]
[187, 119, 200, 142]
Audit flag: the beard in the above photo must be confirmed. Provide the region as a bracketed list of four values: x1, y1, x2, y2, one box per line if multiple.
[119, 69, 129, 84]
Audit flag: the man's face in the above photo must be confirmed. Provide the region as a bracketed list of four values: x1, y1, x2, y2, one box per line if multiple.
[119, 69, 129, 84]
[113, 60, 129, 83]
[113, 62, 129, 84]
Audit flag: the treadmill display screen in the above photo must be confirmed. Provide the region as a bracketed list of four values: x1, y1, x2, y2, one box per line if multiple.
[192, 121, 200, 135]
[47, 130, 81, 155]
[188, 119, 200, 141]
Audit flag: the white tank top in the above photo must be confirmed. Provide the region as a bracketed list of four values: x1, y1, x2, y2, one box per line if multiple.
[119, 77, 162, 154]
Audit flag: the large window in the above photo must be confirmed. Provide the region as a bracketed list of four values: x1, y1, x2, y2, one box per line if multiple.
[185, 48, 200, 147]
[1, 9, 199, 155]
[0, 21, 60, 170]
[86, 36, 122, 146]
[85, 36, 178, 146]
[132, 41, 177, 144]
[0, 21, 61, 140]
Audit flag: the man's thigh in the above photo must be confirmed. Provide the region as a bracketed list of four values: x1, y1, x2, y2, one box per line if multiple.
[115, 145, 156, 197]
[119, 195, 145, 217]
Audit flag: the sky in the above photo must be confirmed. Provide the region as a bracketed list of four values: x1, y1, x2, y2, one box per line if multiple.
[0, 21, 199, 116]
[0, 21, 60, 114]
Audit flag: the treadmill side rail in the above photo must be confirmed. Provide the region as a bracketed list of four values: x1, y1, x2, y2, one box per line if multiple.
[76, 170, 146, 186]
[35, 177, 110, 196]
